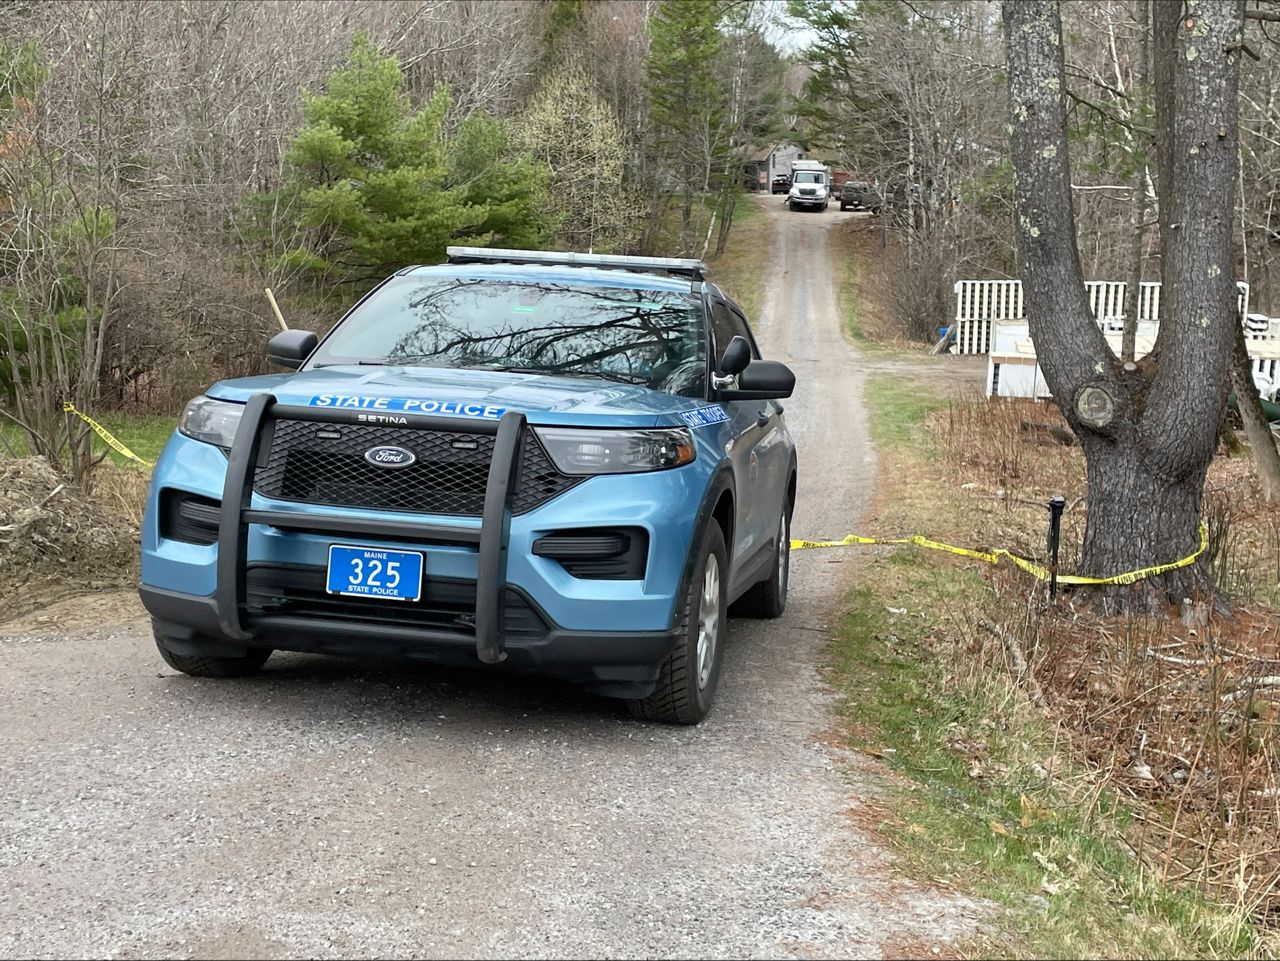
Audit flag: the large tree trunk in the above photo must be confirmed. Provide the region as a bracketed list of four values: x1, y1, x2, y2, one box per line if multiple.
[1003, 0, 1244, 610]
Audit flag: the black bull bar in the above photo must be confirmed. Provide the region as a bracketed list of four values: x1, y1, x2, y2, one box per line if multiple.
[215, 393, 525, 664]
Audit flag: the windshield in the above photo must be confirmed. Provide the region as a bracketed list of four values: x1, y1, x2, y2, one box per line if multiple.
[310, 277, 708, 396]
[794, 171, 826, 184]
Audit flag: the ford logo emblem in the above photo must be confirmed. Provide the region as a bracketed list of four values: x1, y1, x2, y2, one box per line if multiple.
[364, 445, 416, 469]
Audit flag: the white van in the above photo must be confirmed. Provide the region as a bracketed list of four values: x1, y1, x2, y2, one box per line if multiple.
[788, 159, 830, 212]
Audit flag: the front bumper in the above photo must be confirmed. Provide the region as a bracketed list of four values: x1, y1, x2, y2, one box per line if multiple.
[142, 583, 679, 697]
[141, 393, 699, 687]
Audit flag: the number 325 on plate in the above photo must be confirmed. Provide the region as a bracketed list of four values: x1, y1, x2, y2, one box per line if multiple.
[326, 545, 423, 602]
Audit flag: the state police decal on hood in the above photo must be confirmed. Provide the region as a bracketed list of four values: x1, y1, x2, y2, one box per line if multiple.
[679, 406, 730, 428]
[308, 395, 506, 420]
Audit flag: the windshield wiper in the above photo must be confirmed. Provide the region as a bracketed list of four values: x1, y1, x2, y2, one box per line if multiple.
[477, 364, 552, 375]
[313, 359, 391, 368]
[488, 366, 647, 385]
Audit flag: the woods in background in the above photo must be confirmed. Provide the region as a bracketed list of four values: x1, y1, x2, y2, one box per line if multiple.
[0, 0, 785, 479]
[794, 0, 1280, 348]
[7, 0, 1280, 485]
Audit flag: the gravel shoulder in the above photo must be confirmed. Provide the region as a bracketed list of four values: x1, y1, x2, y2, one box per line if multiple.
[0, 199, 985, 960]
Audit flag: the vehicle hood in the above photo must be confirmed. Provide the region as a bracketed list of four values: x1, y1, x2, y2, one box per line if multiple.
[205, 365, 718, 428]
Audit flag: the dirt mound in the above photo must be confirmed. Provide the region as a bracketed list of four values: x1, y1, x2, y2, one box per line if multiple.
[0, 458, 138, 621]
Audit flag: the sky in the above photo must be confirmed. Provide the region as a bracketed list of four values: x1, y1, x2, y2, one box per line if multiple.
[758, 0, 820, 56]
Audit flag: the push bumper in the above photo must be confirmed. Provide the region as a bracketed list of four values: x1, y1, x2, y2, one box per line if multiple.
[215, 393, 527, 665]
[147, 392, 683, 695]
[142, 583, 678, 697]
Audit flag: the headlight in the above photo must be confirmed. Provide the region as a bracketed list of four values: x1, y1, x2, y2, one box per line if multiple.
[179, 395, 244, 449]
[533, 427, 696, 475]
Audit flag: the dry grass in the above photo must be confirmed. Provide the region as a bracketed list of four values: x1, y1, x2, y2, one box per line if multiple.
[1020, 596, 1280, 924]
[0, 458, 139, 619]
[704, 195, 768, 322]
[839, 376, 1280, 955]
[932, 397, 1280, 596]
[829, 215, 966, 349]
[830, 216, 912, 347]
[91, 462, 152, 527]
[925, 394, 1280, 937]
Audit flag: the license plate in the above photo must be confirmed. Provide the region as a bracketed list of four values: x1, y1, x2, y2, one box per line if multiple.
[326, 545, 423, 602]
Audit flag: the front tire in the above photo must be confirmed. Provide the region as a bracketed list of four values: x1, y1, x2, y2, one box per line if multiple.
[155, 634, 272, 678]
[734, 509, 791, 619]
[629, 523, 728, 725]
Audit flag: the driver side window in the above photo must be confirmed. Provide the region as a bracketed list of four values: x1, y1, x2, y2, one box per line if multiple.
[728, 307, 760, 359]
[711, 299, 758, 366]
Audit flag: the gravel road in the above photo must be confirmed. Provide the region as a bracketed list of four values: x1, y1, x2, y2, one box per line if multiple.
[1, 198, 984, 959]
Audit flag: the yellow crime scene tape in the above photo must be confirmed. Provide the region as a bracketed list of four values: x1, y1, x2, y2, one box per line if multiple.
[790, 523, 1209, 588]
[58, 401, 1208, 588]
[62, 402, 155, 469]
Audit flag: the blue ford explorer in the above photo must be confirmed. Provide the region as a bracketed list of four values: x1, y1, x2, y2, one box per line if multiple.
[140, 248, 797, 724]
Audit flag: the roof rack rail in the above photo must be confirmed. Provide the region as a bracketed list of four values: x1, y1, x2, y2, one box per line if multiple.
[445, 246, 706, 281]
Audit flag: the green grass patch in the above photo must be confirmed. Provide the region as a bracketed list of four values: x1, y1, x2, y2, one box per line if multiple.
[726, 191, 762, 225]
[863, 374, 948, 450]
[90, 413, 175, 466]
[834, 234, 869, 345]
[835, 375, 1264, 959]
[3, 411, 175, 468]
[706, 193, 771, 323]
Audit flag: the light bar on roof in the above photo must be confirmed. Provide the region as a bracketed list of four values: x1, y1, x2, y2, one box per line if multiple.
[445, 246, 705, 280]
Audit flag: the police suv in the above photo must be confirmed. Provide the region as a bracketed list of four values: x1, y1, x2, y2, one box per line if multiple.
[141, 248, 797, 724]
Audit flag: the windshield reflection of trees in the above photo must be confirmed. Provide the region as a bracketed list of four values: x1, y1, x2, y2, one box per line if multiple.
[385, 280, 706, 394]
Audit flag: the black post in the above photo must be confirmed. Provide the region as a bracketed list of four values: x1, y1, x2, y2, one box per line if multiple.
[1047, 495, 1066, 599]
[475, 410, 526, 665]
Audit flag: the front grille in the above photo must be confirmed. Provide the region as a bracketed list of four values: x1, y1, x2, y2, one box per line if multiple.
[254, 419, 582, 516]
[245, 565, 549, 638]
[799, 187, 817, 196]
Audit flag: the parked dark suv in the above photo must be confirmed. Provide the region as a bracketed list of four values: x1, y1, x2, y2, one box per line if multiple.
[839, 181, 880, 213]
[771, 175, 791, 195]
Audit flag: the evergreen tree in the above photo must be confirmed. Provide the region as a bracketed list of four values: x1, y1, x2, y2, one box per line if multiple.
[268, 35, 551, 288]
[645, 1, 727, 254]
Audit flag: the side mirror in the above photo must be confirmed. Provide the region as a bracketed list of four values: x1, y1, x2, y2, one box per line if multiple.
[267, 329, 317, 370]
[717, 359, 795, 401]
[718, 335, 751, 377]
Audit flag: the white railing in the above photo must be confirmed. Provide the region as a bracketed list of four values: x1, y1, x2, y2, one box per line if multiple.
[953, 279, 1251, 355]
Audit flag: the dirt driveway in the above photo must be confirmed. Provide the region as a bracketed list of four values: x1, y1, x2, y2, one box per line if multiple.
[0, 198, 985, 959]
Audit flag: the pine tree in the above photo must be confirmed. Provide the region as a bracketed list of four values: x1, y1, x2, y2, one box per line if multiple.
[267, 35, 551, 288]
[646, 1, 726, 254]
